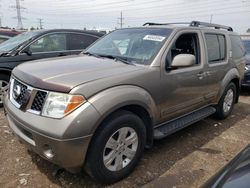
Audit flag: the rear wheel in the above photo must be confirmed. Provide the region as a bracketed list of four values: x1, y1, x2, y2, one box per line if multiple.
[0, 74, 10, 107]
[214, 82, 236, 119]
[85, 110, 146, 184]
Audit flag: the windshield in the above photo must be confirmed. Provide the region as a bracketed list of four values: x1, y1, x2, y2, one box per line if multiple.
[86, 28, 172, 65]
[0, 31, 40, 52]
[243, 40, 250, 54]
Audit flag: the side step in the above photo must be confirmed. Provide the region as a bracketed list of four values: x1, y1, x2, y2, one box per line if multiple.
[154, 106, 216, 140]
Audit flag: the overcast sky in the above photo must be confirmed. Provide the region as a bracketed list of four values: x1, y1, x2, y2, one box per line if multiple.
[1, 0, 250, 33]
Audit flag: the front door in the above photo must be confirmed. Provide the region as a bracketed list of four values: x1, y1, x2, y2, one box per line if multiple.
[19, 33, 71, 62]
[160, 30, 209, 122]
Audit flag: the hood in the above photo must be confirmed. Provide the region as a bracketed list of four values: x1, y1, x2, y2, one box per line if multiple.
[13, 55, 144, 93]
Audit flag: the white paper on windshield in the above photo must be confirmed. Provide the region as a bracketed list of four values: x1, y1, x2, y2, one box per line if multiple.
[143, 35, 166, 42]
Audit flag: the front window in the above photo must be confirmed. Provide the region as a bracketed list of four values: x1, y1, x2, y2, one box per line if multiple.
[28, 33, 67, 53]
[243, 40, 250, 54]
[0, 31, 40, 52]
[86, 28, 172, 65]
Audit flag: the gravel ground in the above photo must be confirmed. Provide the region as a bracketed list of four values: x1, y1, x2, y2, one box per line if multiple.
[0, 91, 250, 188]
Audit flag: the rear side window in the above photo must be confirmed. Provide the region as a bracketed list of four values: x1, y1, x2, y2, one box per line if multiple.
[69, 33, 98, 50]
[230, 35, 245, 59]
[205, 34, 226, 63]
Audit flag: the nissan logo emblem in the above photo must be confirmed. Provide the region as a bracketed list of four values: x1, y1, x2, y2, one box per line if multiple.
[13, 85, 21, 100]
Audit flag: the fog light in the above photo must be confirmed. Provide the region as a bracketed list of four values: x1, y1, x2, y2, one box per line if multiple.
[43, 145, 54, 159]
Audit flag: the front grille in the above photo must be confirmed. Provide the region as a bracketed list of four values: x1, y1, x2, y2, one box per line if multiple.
[13, 79, 28, 106]
[10, 78, 48, 113]
[31, 91, 47, 112]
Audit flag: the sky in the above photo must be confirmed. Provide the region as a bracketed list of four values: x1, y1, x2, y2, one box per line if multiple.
[0, 0, 250, 33]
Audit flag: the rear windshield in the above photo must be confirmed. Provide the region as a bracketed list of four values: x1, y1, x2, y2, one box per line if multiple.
[86, 28, 173, 65]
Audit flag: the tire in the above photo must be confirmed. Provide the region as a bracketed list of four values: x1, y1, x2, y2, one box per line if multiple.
[214, 82, 236, 120]
[0, 74, 10, 107]
[85, 110, 146, 184]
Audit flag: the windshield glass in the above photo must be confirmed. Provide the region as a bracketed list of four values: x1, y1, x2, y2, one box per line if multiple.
[243, 40, 250, 54]
[86, 28, 172, 65]
[0, 31, 40, 52]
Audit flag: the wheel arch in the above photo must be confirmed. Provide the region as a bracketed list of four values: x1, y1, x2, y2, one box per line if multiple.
[0, 68, 12, 77]
[88, 85, 158, 149]
[217, 68, 240, 104]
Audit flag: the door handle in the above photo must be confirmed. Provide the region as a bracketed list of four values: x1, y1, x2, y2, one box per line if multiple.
[197, 72, 205, 79]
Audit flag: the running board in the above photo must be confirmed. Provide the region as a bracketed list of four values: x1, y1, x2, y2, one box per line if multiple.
[154, 106, 216, 140]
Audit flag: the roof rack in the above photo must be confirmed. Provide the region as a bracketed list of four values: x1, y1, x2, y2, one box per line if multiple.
[143, 22, 190, 26]
[143, 21, 233, 31]
[190, 21, 233, 31]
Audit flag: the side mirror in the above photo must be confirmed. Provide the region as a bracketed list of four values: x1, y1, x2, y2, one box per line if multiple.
[22, 48, 32, 56]
[171, 54, 195, 68]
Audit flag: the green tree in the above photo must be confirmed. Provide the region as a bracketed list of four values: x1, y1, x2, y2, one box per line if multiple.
[247, 28, 250, 33]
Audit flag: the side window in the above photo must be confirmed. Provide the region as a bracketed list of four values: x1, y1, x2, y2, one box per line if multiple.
[166, 33, 200, 68]
[230, 35, 245, 59]
[205, 34, 226, 63]
[29, 33, 67, 53]
[69, 33, 98, 50]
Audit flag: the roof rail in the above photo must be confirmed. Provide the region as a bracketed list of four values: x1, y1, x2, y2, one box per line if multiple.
[143, 22, 190, 26]
[190, 21, 233, 31]
[143, 21, 233, 31]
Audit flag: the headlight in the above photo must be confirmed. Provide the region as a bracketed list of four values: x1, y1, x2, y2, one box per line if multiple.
[245, 65, 250, 72]
[41, 92, 85, 119]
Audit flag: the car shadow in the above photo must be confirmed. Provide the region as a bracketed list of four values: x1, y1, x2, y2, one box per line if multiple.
[28, 102, 250, 188]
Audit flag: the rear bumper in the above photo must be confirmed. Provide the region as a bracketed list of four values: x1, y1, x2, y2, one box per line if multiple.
[4, 96, 96, 172]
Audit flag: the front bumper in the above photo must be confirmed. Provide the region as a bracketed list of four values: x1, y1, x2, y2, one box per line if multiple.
[242, 72, 250, 87]
[4, 95, 100, 172]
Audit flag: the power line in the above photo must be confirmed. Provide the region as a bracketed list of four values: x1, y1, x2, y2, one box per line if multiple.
[24, 0, 243, 14]
[125, 4, 250, 21]
[117, 11, 124, 28]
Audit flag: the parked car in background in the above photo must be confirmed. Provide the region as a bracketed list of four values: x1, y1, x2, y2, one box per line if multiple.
[203, 144, 250, 188]
[0, 29, 104, 105]
[4, 21, 245, 184]
[0, 29, 21, 43]
[241, 35, 250, 87]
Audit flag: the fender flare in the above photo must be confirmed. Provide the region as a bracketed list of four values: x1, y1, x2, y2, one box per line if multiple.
[88, 85, 158, 134]
[217, 68, 240, 103]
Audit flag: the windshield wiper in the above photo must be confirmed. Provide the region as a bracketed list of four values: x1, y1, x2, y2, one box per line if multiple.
[98, 54, 135, 66]
[0, 52, 10, 57]
[82, 51, 101, 58]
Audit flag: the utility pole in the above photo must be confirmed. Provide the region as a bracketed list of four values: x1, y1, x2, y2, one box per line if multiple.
[38, 18, 43, 29]
[117, 11, 124, 29]
[0, 0, 2, 27]
[11, 0, 26, 30]
[210, 14, 213, 23]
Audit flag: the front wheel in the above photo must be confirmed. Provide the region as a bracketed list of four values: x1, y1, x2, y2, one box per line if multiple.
[85, 110, 146, 184]
[214, 82, 236, 119]
[0, 74, 10, 107]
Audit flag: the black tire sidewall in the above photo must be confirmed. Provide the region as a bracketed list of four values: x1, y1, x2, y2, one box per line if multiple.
[85, 111, 146, 184]
[0, 74, 10, 106]
[216, 83, 236, 119]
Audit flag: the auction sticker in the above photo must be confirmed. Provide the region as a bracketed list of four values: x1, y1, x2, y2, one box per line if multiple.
[143, 35, 166, 42]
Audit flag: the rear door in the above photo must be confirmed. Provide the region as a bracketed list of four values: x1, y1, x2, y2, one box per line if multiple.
[201, 31, 231, 102]
[68, 33, 99, 55]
